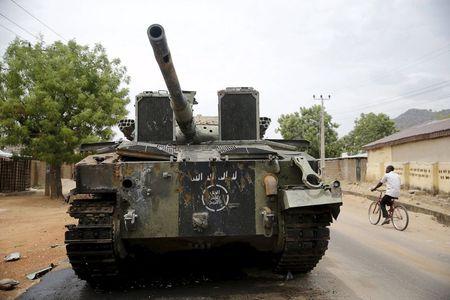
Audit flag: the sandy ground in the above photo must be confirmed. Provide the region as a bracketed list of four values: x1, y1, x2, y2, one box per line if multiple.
[0, 181, 74, 299]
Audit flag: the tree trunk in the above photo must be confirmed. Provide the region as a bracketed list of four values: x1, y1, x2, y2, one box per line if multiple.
[49, 164, 63, 199]
[49, 165, 56, 198]
[55, 164, 63, 198]
[44, 164, 50, 196]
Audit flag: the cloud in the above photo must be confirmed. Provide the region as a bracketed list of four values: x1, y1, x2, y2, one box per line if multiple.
[1, 0, 449, 139]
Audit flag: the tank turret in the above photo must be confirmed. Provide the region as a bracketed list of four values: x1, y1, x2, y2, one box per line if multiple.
[147, 24, 196, 142]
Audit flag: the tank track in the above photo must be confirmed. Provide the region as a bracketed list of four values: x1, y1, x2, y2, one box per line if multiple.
[275, 206, 332, 273]
[65, 198, 120, 284]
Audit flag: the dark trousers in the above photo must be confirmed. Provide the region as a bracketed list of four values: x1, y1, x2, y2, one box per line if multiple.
[381, 195, 396, 218]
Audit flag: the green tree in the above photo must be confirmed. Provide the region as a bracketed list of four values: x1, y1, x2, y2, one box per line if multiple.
[277, 105, 342, 158]
[0, 39, 130, 198]
[341, 113, 397, 154]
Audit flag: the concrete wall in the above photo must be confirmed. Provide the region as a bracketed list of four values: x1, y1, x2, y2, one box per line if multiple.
[325, 160, 342, 180]
[438, 162, 450, 193]
[408, 162, 434, 192]
[391, 136, 450, 162]
[366, 161, 449, 194]
[366, 136, 450, 194]
[324, 158, 367, 182]
[30, 161, 74, 187]
[366, 146, 392, 181]
[61, 164, 74, 180]
[30, 160, 46, 187]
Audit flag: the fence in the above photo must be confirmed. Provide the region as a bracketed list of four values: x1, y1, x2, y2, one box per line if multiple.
[0, 157, 31, 192]
[0, 158, 74, 192]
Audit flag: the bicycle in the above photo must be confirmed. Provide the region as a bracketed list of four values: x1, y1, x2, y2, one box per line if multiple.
[368, 191, 409, 231]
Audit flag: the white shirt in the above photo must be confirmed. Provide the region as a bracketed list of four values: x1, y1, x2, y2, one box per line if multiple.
[380, 171, 401, 198]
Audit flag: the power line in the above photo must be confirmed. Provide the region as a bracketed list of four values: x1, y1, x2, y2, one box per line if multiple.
[337, 81, 450, 114]
[389, 44, 450, 74]
[344, 81, 450, 114]
[388, 94, 450, 115]
[334, 93, 450, 123]
[9, 0, 67, 41]
[333, 42, 450, 95]
[0, 22, 26, 40]
[0, 12, 38, 39]
[330, 80, 450, 116]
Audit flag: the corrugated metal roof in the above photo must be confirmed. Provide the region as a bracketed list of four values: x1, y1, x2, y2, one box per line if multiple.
[363, 118, 450, 150]
[341, 153, 368, 158]
[325, 153, 367, 160]
[0, 150, 13, 158]
[326, 153, 367, 160]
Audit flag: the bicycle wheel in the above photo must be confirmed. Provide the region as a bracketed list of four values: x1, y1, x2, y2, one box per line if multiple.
[392, 205, 409, 231]
[368, 201, 381, 225]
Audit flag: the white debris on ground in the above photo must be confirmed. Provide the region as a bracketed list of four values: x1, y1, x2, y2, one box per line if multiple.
[0, 279, 19, 291]
[4, 252, 21, 262]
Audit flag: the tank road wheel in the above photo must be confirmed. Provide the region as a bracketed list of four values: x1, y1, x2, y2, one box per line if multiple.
[65, 198, 120, 285]
[275, 207, 332, 274]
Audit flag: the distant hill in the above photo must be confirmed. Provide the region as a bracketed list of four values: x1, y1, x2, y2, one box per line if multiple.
[394, 108, 450, 130]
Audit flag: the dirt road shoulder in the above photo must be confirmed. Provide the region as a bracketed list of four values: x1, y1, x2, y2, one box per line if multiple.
[0, 194, 73, 299]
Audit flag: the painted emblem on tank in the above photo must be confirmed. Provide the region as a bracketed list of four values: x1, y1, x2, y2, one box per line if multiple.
[179, 161, 256, 236]
[202, 184, 229, 212]
[191, 171, 237, 182]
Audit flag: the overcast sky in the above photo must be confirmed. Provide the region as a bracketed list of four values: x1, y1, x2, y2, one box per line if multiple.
[1, 0, 449, 138]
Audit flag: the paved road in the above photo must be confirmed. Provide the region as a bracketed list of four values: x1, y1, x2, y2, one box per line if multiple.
[21, 195, 450, 299]
[327, 195, 450, 299]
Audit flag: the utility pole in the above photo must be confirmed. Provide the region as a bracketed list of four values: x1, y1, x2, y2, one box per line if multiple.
[313, 94, 331, 178]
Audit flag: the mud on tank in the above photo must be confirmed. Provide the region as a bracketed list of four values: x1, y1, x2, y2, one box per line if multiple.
[65, 24, 342, 284]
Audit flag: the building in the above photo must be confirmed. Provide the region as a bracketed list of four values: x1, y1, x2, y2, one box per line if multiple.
[324, 153, 367, 182]
[364, 118, 450, 194]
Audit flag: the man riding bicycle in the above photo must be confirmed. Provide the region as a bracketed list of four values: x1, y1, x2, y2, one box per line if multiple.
[371, 165, 401, 225]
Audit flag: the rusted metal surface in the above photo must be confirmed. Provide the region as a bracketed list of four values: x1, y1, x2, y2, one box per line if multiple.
[119, 162, 180, 238]
[65, 198, 120, 282]
[79, 142, 119, 153]
[75, 154, 119, 194]
[275, 206, 334, 273]
[263, 174, 278, 196]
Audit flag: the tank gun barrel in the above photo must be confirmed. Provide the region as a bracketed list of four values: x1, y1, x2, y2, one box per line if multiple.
[147, 24, 196, 141]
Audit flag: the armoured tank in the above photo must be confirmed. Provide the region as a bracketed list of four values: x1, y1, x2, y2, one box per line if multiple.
[65, 24, 342, 284]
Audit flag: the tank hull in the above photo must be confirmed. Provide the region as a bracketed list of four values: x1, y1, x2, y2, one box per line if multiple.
[66, 149, 341, 284]
[65, 24, 342, 285]
[73, 153, 340, 237]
